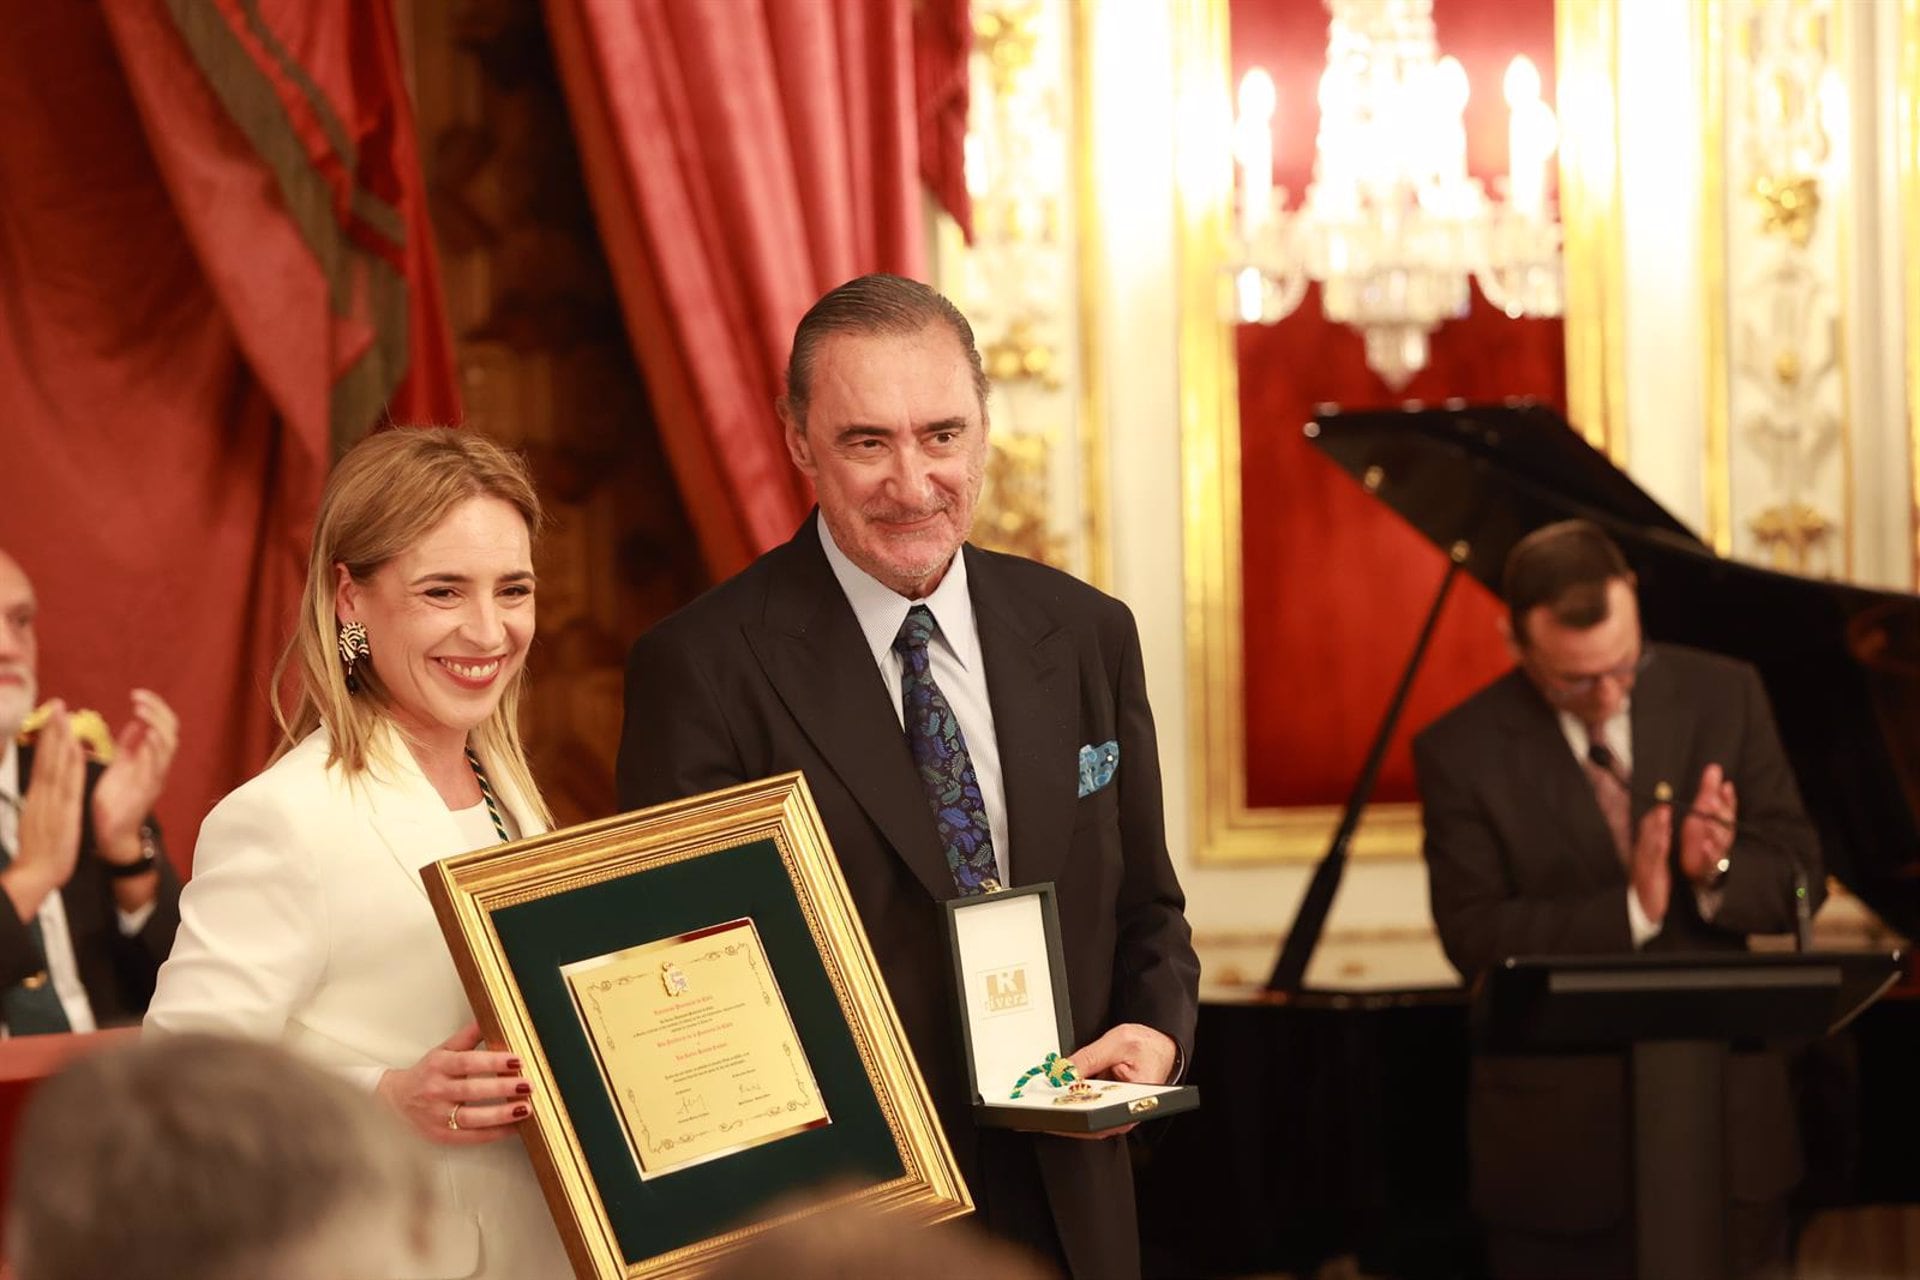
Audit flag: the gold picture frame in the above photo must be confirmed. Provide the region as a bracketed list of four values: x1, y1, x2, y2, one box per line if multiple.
[423, 773, 970, 1279]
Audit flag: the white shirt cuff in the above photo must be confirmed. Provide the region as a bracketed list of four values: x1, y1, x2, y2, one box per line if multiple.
[116, 900, 157, 937]
[1692, 883, 1726, 922]
[335, 1065, 386, 1093]
[1626, 888, 1662, 947]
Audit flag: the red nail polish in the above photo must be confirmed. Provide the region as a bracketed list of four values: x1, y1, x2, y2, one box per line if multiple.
[515, 1081, 531, 1096]
[506, 1057, 523, 1072]
[513, 1104, 529, 1119]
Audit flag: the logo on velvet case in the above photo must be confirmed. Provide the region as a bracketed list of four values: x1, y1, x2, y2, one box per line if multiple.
[982, 967, 1030, 1014]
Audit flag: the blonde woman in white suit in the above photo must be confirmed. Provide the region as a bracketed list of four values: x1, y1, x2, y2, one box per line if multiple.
[146, 428, 571, 1280]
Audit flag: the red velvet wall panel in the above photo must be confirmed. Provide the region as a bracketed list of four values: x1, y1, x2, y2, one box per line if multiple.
[1229, 0, 1564, 810]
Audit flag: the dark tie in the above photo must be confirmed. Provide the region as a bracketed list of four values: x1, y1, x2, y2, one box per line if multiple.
[1582, 734, 1633, 869]
[0, 793, 73, 1035]
[893, 605, 1002, 895]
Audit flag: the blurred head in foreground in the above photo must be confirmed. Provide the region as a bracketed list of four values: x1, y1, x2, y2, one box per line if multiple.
[8, 1033, 433, 1280]
[705, 1196, 1057, 1280]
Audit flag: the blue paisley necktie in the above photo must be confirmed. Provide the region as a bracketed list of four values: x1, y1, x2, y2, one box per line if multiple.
[893, 605, 1002, 895]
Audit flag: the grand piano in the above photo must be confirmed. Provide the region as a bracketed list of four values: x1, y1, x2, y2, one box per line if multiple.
[1134, 402, 1920, 1279]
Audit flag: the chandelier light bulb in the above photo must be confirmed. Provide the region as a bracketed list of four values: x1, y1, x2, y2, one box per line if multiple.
[1433, 56, 1470, 115]
[1504, 55, 1542, 110]
[1238, 67, 1276, 123]
[1318, 65, 1353, 118]
[1234, 67, 1279, 243]
[1220, 2, 1564, 386]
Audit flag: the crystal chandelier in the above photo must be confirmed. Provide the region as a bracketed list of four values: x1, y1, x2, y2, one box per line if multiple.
[1227, 0, 1564, 390]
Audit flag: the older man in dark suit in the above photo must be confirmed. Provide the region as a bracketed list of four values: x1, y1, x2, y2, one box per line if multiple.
[0, 549, 181, 1033]
[617, 273, 1198, 1279]
[1414, 519, 1820, 1280]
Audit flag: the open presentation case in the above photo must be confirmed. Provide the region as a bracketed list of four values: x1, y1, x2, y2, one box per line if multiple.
[944, 884, 1198, 1133]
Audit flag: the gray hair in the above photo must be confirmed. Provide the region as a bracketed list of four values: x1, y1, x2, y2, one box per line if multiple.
[781, 273, 990, 429]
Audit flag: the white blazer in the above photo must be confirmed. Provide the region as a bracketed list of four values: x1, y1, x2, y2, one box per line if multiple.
[147, 726, 572, 1280]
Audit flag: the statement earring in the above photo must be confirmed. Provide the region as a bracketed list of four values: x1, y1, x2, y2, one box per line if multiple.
[336, 621, 370, 693]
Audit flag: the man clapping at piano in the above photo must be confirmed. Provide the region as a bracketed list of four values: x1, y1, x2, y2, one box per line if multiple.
[1413, 519, 1820, 1280]
[0, 550, 181, 1035]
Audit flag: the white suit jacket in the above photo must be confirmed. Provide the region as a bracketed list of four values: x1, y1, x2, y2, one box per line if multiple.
[146, 726, 572, 1280]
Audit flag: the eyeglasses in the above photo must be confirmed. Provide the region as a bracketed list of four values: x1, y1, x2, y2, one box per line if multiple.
[1535, 646, 1653, 700]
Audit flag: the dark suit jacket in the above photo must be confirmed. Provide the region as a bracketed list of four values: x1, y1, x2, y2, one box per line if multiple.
[7, 746, 183, 1027]
[1413, 644, 1821, 1234]
[617, 517, 1200, 1280]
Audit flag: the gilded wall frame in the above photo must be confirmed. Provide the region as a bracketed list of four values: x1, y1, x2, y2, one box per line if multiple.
[1176, 0, 1627, 864]
[1902, 0, 1920, 586]
[422, 774, 969, 1278]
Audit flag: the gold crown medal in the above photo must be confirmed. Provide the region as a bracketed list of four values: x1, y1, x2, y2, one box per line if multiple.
[18, 703, 115, 762]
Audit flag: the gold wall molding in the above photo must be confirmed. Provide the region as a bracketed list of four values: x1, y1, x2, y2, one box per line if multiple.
[1705, 0, 1853, 575]
[1903, 0, 1920, 586]
[1174, 0, 1419, 864]
[978, 432, 1067, 567]
[1704, 0, 1735, 556]
[941, 0, 1110, 586]
[1174, 0, 1620, 866]
[1071, 0, 1111, 589]
[1557, 0, 1630, 462]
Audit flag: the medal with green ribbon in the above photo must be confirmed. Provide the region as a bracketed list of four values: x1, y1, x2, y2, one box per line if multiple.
[1009, 1051, 1078, 1099]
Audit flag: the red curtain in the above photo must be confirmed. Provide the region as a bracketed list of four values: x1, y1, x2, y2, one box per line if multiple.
[0, 1, 458, 857]
[916, 0, 974, 239]
[1229, 0, 1565, 809]
[545, 0, 938, 578]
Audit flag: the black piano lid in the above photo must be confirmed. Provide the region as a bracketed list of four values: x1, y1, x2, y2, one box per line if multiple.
[1307, 399, 1920, 941]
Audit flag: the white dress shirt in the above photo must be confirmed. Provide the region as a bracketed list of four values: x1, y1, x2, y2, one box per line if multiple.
[818, 522, 1011, 883]
[1558, 702, 1721, 946]
[0, 741, 154, 1034]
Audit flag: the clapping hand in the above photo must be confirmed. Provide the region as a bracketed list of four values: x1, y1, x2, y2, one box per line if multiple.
[89, 689, 178, 867]
[10, 704, 85, 908]
[1630, 802, 1673, 924]
[1679, 763, 1737, 886]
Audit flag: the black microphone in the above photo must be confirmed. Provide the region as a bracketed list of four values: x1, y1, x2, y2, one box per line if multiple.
[1585, 740, 1629, 790]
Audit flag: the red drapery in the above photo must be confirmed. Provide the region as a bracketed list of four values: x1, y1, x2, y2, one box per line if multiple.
[545, 0, 940, 578]
[1229, 0, 1564, 809]
[0, 1, 458, 857]
[915, 0, 974, 240]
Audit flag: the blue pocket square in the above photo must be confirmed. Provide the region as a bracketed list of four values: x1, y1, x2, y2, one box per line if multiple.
[1077, 741, 1119, 798]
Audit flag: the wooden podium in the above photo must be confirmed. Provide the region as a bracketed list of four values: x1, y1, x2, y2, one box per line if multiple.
[1476, 950, 1902, 1280]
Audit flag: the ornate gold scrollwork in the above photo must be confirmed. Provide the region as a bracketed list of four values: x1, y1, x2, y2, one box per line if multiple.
[1749, 501, 1835, 569]
[1714, 0, 1847, 576]
[1752, 173, 1822, 247]
[974, 434, 1065, 569]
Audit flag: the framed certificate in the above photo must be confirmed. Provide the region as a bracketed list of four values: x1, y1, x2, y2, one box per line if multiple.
[944, 884, 1199, 1133]
[424, 773, 969, 1279]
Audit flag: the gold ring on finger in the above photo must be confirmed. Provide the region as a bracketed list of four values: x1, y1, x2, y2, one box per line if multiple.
[448, 1103, 464, 1131]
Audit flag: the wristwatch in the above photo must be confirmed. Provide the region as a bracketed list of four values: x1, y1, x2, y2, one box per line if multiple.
[103, 824, 160, 880]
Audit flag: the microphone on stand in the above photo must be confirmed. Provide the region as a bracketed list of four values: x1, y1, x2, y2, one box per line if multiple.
[1586, 740, 1629, 790]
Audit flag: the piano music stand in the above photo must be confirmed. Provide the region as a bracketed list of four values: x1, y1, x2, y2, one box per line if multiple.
[1476, 950, 1902, 1280]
